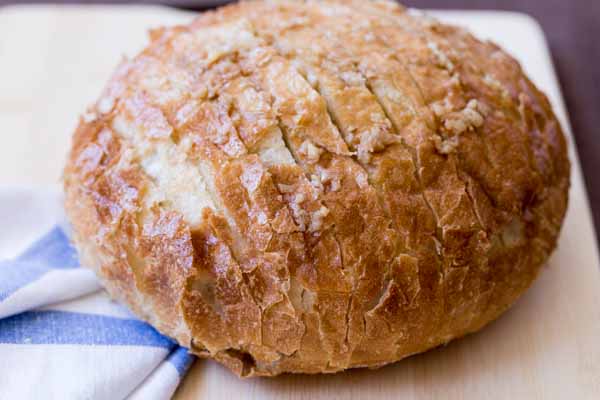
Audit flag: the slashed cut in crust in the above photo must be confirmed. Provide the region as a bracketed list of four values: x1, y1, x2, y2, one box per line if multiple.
[64, 0, 570, 376]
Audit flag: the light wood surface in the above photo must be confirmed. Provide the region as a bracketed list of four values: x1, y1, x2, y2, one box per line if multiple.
[1, 5, 599, 399]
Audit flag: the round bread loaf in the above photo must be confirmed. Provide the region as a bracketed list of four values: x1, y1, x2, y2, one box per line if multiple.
[64, 0, 570, 376]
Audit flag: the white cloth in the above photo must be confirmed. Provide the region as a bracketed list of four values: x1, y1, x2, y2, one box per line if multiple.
[0, 186, 194, 400]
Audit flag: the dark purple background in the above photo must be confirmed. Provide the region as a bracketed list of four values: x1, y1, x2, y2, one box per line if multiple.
[3, 0, 599, 235]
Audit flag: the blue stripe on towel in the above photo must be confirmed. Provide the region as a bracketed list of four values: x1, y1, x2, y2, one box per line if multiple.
[0, 310, 176, 348]
[0, 260, 57, 301]
[167, 347, 195, 376]
[18, 226, 79, 269]
[0, 227, 78, 301]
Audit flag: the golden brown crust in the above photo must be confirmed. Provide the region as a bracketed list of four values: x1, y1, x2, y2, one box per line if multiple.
[63, 0, 570, 376]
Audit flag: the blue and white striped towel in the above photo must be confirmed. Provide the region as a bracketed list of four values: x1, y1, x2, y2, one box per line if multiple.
[0, 186, 195, 399]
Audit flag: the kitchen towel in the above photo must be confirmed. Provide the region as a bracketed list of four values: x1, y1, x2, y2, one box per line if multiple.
[0, 186, 194, 399]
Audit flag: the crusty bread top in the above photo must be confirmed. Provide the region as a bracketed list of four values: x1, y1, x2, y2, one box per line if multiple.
[64, 0, 570, 377]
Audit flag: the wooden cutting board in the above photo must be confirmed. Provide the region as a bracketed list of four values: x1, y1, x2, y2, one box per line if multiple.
[1, 5, 599, 399]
